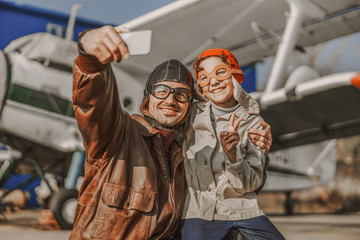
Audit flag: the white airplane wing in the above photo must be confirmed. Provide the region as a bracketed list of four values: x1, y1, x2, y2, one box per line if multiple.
[120, 0, 360, 71]
[260, 72, 360, 150]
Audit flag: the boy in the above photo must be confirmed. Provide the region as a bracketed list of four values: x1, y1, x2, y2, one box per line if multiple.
[181, 49, 284, 240]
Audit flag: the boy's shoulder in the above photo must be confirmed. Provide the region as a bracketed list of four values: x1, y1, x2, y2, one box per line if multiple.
[192, 100, 209, 113]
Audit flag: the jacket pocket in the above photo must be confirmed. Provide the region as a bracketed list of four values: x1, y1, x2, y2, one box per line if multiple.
[92, 183, 156, 239]
[101, 182, 155, 212]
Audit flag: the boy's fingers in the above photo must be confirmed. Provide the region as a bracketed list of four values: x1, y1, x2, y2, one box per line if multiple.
[225, 134, 239, 144]
[222, 132, 239, 143]
[220, 131, 230, 141]
[220, 131, 229, 137]
[224, 140, 238, 152]
[233, 117, 243, 131]
[228, 112, 236, 132]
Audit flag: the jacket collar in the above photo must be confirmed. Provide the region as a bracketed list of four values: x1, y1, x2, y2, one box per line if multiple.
[131, 114, 159, 136]
[196, 101, 250, 121]
[235, 85, 260, 115]
[131, 114, 177, 143]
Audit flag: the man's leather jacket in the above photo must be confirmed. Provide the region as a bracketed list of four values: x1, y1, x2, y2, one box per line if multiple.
[69, 56, 186, 240]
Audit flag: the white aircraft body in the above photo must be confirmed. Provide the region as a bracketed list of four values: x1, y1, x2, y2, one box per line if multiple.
[0, 0, 359, 226]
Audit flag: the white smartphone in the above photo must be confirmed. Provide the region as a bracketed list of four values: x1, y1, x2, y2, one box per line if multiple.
[119, 30, 152, 55]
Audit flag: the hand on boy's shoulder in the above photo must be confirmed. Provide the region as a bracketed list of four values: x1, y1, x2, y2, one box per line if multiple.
[248, 121, 272, 156]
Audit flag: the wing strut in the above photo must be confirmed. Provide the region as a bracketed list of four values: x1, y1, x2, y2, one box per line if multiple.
[264, 0, 325, 93]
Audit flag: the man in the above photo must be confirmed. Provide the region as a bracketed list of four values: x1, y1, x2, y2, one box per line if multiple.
[69, 25, 272, 240]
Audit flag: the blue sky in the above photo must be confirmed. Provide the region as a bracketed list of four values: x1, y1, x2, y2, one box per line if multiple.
[1, 0, 176, 24]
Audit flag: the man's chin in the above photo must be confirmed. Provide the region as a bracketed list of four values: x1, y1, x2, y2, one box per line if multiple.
[159, 120, 178, 128]
[157, 116, 180, 128]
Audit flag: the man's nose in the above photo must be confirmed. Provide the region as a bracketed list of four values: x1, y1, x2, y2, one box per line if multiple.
[164, 92, 177, 103]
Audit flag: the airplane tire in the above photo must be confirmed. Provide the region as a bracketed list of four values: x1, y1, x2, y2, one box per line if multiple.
[49, 188, 78, 229]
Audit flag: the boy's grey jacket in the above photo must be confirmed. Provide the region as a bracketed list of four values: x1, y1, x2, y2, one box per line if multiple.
[181, 86, 266, 221]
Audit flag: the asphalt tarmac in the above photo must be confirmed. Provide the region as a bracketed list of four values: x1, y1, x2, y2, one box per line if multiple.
[0, 209, 360, 240]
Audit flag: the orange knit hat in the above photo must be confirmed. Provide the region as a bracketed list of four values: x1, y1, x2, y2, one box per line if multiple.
[194, 48, 244, 85]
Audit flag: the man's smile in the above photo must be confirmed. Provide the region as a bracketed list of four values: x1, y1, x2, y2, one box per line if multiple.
[159, 105, 179, 114]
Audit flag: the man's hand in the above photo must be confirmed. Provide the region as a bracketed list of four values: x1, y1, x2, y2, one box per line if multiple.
[220, 112, 243, 163]
[80, 25, 130, 64]
[248, 121, 272, 156]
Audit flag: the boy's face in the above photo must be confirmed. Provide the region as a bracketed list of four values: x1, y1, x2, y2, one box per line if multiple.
[199, 57, 237, 108]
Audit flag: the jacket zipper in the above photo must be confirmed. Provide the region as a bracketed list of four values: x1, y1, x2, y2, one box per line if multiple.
[154, 134, 179, 239]
[156, 134, 171, 180]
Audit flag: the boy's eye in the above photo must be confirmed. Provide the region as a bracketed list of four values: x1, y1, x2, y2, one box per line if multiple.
[216, 68, 227, 76]
[199, 74, 207, 82]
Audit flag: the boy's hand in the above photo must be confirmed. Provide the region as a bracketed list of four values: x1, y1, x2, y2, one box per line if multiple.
[220, 112, 243, 163]
[80, 25, 130, 64]
[248, 121, 272, 156]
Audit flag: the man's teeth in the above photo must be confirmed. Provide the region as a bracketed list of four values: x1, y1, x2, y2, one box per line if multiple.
[162, 109, 175, 113]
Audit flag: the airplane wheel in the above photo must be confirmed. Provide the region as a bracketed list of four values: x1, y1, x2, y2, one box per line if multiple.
[49, 188, 78, 229]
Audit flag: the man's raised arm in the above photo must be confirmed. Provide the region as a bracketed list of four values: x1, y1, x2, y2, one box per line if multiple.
[72, 26, 130, 160]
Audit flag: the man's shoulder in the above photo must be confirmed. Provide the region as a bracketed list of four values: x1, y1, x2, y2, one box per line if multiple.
[131, 114, 159, 135]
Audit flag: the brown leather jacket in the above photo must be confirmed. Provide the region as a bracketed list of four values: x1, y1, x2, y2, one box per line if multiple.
[69, 56, 186, 240]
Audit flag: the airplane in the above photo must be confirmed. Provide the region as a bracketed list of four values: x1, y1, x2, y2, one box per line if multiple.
[0, 0, 359, 228]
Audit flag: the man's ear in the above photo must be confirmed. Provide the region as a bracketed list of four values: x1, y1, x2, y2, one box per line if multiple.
[140, 98, 151, 116]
